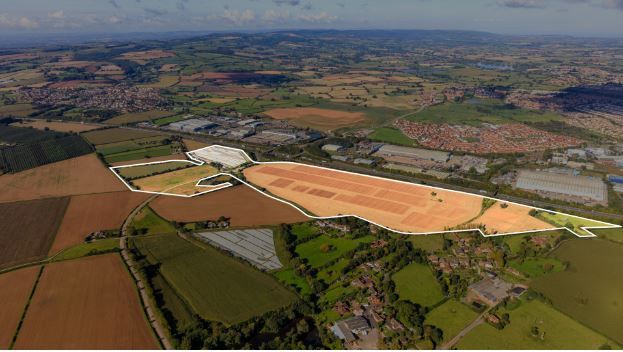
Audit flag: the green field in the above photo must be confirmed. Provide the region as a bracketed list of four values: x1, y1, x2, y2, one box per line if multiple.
[405, 99, 562, 126]
[531, 239, 623, 345]
[132, 233, 297, 325]
[52, 238, 120, 262]
[408, 234, 445, 253]
[104, 145, 174, 163]
[425, 300, 478, 343]
[593, 227, 623, 244]
[533, 210, 611, 237]
[273, 268, 312, 296]
[290, 222, 320, 241]
[105, 110, 176, 125]
[295, 235, 374, 268]
[457, 298, 618, 349]
[317, 258, 349, 284]
[130, 206, 177, 236]
[369, 127, 415, 146]
[82, 127, 164, 145]
[117, 161, 191, 180]
[508, 257, 565, 278]
[392, 262, 445, 307]
[153, 114, 191, 126]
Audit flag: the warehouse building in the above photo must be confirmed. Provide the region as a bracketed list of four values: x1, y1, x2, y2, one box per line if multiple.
[168, 118, 218, 132]
[374, 145, 450, 163]
[515, 169, 608, 205]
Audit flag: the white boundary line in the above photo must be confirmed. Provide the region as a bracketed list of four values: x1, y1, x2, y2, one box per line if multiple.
[109, 145, 622, 239]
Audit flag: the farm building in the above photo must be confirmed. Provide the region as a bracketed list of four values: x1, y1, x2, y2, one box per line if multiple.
[332, 316, 371, 343]
[514, 169, 608, 205]
[467, 277, 513, 306]
[374, 144, 450, 163]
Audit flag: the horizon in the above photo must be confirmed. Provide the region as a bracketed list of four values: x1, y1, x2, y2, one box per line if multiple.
[2, 0, 623, 40]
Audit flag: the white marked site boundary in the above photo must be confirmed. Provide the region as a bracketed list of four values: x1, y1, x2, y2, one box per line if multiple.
[109, 145, 622, 239]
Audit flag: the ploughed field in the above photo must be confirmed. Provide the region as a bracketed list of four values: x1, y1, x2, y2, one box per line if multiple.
[0, 154, 126, 203]
[151, 184, 308, 226]
[243, 163, 554, 234]
[0, 266, 40, 349]
[0, 197, 69, 268]
[263, 107, 367, 131]
[13, 254, 158, 349]
[49, 191, 149, 254]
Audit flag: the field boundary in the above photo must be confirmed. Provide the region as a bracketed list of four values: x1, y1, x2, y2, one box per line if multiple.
[110, 145, 622, 239]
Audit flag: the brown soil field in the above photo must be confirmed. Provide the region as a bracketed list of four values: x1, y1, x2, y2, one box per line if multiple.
[110, 153, 187, 167]
[11, 120, 100, 133]
[244, 163, 488, 233]
[473, 202, 553, 234]
[49, 191, 149, 255]
[183, 138, 210, 151]
[121, 50, 175, 61]
[0, 197, 69, 269]
[197, 85, 271, 98]
[0, 266, 40, 349]
[81, 127, 163, 145]
[151, 185, 308, 226]
[263, 107, 367, 131]
[0, 154, 126, 203]
[14, 254, 158, 349]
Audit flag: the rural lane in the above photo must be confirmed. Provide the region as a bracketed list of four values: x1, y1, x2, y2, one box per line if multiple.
[119, 194, 173, 350]
[439, 309, 489, 350]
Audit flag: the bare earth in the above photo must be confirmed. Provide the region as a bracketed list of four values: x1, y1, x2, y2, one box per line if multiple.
[243, 163, 554, 234]
[263, 107, 367, 130]
[151, 184, 308, 226]
[14, 254, 158, 349]
[11, 120, 100, 133]
[49, 191, 150, 255]
[0, 154, 126, 203]
[0, 266, 40, 349]
[473, 202, 553, 234]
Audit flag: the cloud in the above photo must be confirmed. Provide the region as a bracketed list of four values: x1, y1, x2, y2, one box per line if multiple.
[143, 8, 168, 16]
[273, 0, 301, 6]
[602, 0, 623, 9]
[0, 14, 39, 29]
[48, 10, 64, 19]
[498, 0, 547, 8]
[262, 9, 290, 23]
[296, 11, 337, 23]
[177, 0, 189, 11]
[221, 9, 255, 25]
[108, 15, 123, 24]
[303, 2, 312, 10]
[108, 0, 120, 9]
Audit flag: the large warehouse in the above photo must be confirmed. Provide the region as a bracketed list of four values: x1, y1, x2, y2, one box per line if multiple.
[374, 145, 450, 163]
[515, 170, 608, 205]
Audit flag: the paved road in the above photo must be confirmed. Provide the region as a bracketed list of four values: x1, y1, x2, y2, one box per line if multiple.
[439, 309, 489, 350]
[119, 195, 173, 350]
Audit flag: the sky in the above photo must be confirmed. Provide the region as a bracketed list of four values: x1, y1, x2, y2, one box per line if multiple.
[1, 0, 623, 37]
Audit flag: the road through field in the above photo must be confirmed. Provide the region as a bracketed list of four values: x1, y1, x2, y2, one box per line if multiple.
[120, 193, 173, 350]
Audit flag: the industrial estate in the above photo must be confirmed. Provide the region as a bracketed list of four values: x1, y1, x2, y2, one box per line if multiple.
[1, 6, 623, 351]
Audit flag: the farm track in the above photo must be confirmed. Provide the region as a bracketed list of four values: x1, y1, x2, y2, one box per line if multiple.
[120, 194, 173, 350]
